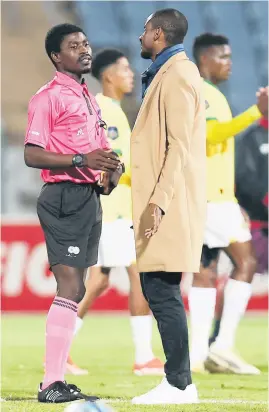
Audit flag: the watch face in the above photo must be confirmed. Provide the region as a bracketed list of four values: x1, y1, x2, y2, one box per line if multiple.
[73, 154, 83, 167]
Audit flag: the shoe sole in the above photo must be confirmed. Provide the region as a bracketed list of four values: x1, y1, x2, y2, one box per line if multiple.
[132, 399, 199, 405]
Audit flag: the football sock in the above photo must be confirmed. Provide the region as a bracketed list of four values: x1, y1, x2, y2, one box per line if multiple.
[189, 287, 217, 366]
[214, 279, 252, 350]
[42, 297, 77, 389]
[130, 315, 155, 365]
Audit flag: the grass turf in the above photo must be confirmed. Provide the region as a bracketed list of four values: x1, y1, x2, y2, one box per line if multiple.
[1, 314, 268, 412]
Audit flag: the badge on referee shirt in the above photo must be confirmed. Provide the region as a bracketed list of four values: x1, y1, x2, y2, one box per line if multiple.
[107, 126, 119, 140]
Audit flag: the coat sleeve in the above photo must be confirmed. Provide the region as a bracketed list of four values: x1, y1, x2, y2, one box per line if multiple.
[149, 74, 196, 213]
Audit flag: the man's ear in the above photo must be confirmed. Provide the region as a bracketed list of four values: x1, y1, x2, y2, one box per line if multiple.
[102, 67, 114, 84]
[51, 52, 61, 65]
[199, 54, 208, 67]
[154, 27, 162, 41]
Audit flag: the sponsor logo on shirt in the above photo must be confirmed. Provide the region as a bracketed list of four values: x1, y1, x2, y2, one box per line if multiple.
[31, 131, 40, 136]
[77, 128, 84, 136]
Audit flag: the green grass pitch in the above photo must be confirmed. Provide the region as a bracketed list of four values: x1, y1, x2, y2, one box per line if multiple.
[1, 314, 268, 412]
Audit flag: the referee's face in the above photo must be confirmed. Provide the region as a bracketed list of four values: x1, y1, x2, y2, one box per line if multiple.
[53, 32, 92, 75]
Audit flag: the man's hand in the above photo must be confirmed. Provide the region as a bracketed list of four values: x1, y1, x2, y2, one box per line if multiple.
[98, 162, 124, 195]
[256, 87, 268, 118]
[145, 203, 163, 238]
[85, 149, 120, 171]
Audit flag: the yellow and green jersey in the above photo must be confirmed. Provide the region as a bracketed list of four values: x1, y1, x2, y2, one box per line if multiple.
[96, 93, 132, 222]
[204, 80, 262, 202]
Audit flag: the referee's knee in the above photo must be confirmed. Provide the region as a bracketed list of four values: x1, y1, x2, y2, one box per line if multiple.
[73, 282, 86, 304]
[53, 265, 87, 303]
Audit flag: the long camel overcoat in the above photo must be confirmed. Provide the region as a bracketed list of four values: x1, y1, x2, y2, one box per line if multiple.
[131, 52, 207, 273]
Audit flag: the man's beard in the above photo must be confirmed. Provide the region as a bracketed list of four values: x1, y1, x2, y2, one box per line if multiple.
[141, 50, 152, 59]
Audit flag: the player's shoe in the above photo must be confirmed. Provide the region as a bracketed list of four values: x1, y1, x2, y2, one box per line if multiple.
[133, 358, 164, 376]
[191, 362, 208, 374]
[38, 381, 99, 403]
[132, 377, 199, 405]
[66, 355, 88, 375]
[205, 343, 261, 375]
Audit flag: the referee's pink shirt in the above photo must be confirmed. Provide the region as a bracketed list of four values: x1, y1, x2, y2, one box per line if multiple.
[25, 71, 110, 183]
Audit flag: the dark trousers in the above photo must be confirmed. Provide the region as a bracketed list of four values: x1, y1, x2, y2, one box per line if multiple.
[140, 271, 191, 389]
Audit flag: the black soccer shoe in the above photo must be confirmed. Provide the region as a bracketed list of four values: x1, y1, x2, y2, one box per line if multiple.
[67, 383, 100, 402]
[38, 381, 97, 403]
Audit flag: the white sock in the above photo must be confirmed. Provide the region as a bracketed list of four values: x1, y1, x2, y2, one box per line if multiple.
[130, 315, 155, 365]
[188, 287, 217, 366]
[214, 279, 252, 351]
[74, 317, 83, 336]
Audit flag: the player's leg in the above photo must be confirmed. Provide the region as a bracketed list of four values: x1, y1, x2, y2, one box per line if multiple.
[76, 266, 110, 330]
[207, 240, 259, 374]
[188, 246, 218, 372]
[205, 203, 260, 374]
[66, 265, 110, 375]
[127, 263, 164, 375]
[209, 280, 225, 346]
[210, 226, 268, 345]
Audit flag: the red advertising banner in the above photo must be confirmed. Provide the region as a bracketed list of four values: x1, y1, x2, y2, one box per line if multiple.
[1, 219, 268, 312]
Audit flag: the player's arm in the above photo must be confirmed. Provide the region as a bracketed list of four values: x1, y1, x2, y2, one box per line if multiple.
[207, 105, 262, 144]
[149, 75, 196, 214]
[207, 87, 268, 144]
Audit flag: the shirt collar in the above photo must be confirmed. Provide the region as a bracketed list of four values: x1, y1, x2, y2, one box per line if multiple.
[54, 71, 88, 96]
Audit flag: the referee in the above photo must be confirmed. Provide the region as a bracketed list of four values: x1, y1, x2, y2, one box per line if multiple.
[24, 24, 123, 404]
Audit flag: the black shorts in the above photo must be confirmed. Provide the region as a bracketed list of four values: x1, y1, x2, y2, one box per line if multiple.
[37, 181, 102, 270]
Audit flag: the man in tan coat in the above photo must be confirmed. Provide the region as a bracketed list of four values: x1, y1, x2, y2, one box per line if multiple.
[131, 9, 206, 405]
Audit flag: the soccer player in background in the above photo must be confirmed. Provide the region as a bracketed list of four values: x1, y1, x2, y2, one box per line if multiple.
[24, 24, 123, 403]
[188, 33, 268, 375]
[67, 49, 164, 376]
[209, 116, 268, 346]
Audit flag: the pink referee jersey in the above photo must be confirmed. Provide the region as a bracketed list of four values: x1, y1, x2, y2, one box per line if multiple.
[25, 71, 110, 183]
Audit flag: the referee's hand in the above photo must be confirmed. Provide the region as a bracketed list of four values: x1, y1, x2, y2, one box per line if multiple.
[99, 162, 125, 195]
[85, 149, 120, 172]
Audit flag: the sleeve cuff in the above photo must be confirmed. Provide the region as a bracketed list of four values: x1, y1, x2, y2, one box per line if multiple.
[149, 187, 171, 215]
[248, 105, 262, 120]
[24, 139, 46, 149]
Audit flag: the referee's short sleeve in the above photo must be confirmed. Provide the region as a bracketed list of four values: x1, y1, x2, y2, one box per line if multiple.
[25, 91, 54, 149]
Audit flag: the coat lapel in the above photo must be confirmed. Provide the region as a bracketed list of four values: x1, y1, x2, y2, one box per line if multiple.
[132, 52, 188, 137]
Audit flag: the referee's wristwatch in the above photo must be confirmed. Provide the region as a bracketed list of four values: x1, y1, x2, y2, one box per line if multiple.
[72, 153, 85, 168]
